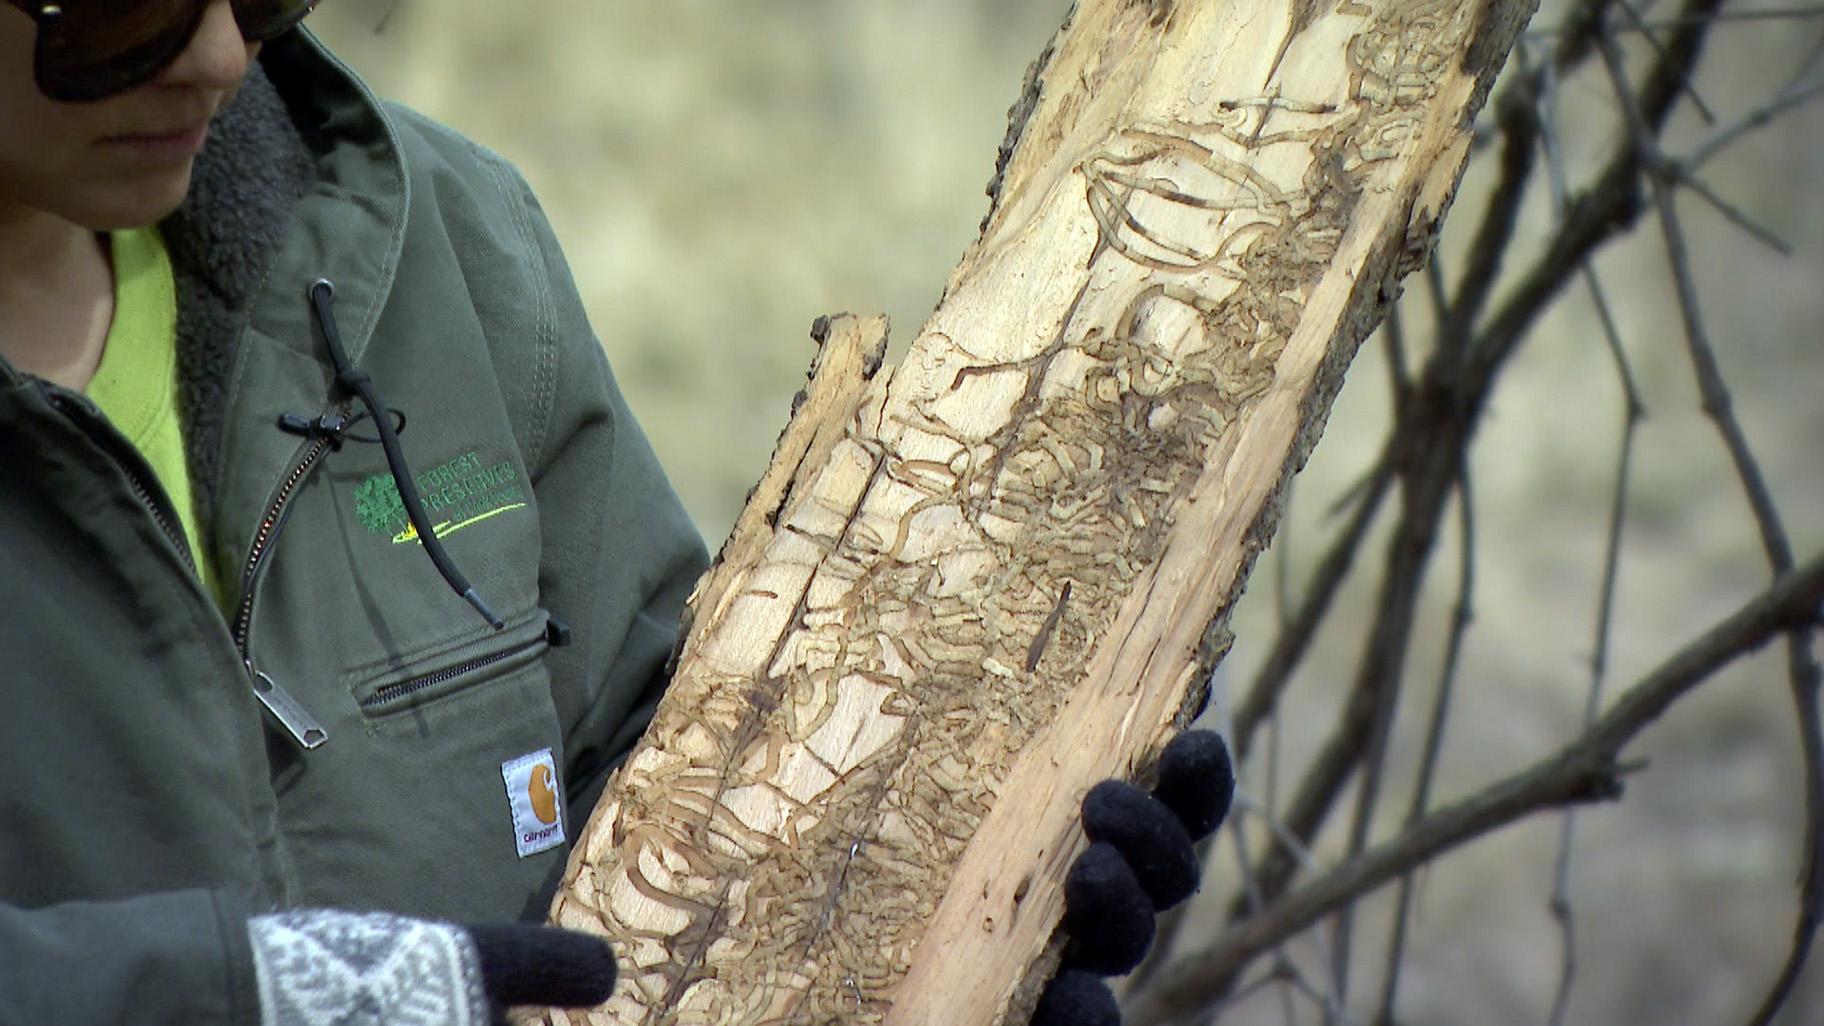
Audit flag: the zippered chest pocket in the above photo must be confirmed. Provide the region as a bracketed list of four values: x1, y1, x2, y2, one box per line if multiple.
[351, 614, 557, 718]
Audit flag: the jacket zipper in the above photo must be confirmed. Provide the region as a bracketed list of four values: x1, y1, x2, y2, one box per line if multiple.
[231, 409, 349, 750]
[48, 394, 196, 575]
[231, 433, 336, 650]
[361, 632, 549, 710]
[49, 384, 331, 748]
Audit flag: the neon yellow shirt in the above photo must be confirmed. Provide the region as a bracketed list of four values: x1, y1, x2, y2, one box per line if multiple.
[86, 226, 224, 606]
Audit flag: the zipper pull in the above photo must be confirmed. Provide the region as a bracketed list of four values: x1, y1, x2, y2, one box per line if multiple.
[248, 665, 329, 749]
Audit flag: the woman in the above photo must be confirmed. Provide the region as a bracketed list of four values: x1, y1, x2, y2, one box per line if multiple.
[2, 1, 704, 1020]
[0, 4, 1230, 1024]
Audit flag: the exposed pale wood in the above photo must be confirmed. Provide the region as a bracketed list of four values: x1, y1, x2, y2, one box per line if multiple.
[543, 2, 1539, 1024]
[680, 313, 891, 654]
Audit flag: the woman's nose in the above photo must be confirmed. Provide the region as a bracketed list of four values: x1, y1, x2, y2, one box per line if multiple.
[154, 1, 257, 93]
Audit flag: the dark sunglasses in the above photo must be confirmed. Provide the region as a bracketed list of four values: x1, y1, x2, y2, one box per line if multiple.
[4, 0, 319, 103]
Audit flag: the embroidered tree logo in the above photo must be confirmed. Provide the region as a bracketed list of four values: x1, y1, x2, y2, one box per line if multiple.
[353, 475, 408, 538]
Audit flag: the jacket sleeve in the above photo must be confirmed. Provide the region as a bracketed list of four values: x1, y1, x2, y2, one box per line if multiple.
[0, 889, 259, 1025]
[478, 153, 711, 827]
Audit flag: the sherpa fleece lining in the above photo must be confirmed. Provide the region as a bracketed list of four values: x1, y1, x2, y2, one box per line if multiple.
[161, 58, 316, 523]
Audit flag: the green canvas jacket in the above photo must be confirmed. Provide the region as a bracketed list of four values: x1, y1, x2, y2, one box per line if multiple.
[0, 30, 707, 1024]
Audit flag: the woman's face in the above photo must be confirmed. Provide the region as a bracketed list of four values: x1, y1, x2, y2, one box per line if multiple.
[0, 2, 260, 231]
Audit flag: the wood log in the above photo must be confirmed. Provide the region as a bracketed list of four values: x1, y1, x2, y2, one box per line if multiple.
[543, 1, 1539, 1023]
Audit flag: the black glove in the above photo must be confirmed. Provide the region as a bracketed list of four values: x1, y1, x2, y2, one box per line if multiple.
[469, 921, 619, 1018]
[1032, 730, 1235, 1026]
[249, 909, 616, 1026]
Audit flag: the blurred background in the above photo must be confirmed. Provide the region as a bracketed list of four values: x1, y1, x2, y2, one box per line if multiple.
[312, 3, 1823, 1023]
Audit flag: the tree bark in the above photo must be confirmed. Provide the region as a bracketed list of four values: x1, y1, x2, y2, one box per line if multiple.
[541, 2, 1540, 1024]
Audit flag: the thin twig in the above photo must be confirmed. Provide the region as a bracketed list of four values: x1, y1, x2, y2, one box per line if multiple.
[1267, 694, 1285, 845]
[1231, 0, 1727, 931]
[1598, 13, 1798, 713]
[1544, 0, 1627, 76]
[1374, 467, 1477, 1026]
[1684, 75, 1824, 170]
[1234, 456, 1396, 764]
[1237, 793, 1328, 876]
[1667, 166, 1794, 255]
[1424, 257, 1451, 339]
[1322, 452, 1391, 520]
[1199, 952, 1340, 1026]
[1801, 26, 1824, 76]
[1222, 960, 1299, 1014]
[1616, 0, 1718, 122]
[1382, 306, 1412, 405]
[1534, 39, 1572, 215]
[1545, 265, 1643, 1026]
[1127, 555, 1824, 1026]
[1202, 1, 1729, 1014]
[1231, 36, 1581, 917]
[1746, 647, 1824, 1026]
[1277, 481, 1299, 628]
[1232, 426, 1463, 927]
[1526, 30, 1653, 1020]
[1328, 467, 1472, 1022]
[1267, 693, 1293, 1026]
[1465, 0, 1730, 400]
[1284, 959, 1358, 1026]
[1439, 83, 1541, 356]
[1280, 960, 1301, 1026]
[1597, 31, 1824, 1026]
[1528, 4, 1824, 37]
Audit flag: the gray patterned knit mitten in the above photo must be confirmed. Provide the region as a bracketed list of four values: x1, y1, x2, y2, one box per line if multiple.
[249, 909, 618, 1026]
[250, 910, 491, 1026]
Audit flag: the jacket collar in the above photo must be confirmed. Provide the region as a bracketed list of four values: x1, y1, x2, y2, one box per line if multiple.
[164, 27, 409, 521]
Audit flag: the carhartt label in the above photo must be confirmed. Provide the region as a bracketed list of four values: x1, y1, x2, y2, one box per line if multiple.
[500, 748, 565, 858]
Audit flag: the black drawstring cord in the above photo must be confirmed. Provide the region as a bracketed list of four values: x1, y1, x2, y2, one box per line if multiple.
[276, 408, 407, 450]
[307, 279, 504, 630]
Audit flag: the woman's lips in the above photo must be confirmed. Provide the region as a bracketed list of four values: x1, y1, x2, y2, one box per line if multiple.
[100, 121, 210, 160]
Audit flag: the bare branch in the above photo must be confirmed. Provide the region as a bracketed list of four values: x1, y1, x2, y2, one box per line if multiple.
[1381, 305, 1412, 407]
[1237, 431, 1463, 919]
[1236, 793, 1329, 877]
[1746, 640, 1824, 1026]
[1528, 5, 1824, 37]
[1229, 0, 1728, 954]
[1375, 468, 1477, 1026]
[374, 0, 403, 33]
[1276, 482, 1300, 630]
[1174, 5, 1765, 1019]
[1331, 464, 1478, 1020]
[1667, 166, 1794, 255]
[1595, 30, 1822, 1025]
[1465, 0, 1730, 401]
[1524, 26, 1653, 1017]
[1543, 280, 1642, 1024]
[1126, 554, 1824, 1026]
[1424, 255, 1450, 339]
[1616, 0, 1718, 122]
[1541, 0, 1626, 72]
[1233, 455, 1395, 764]
[1685, 76, 1824, 170]
[1206, 953, 1350, 1026]
[1440, 82, 1541, 355]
